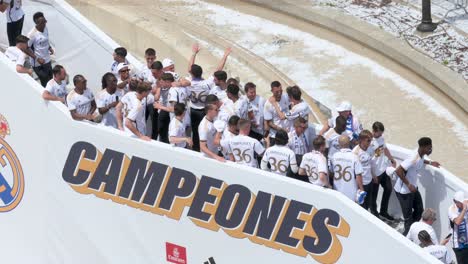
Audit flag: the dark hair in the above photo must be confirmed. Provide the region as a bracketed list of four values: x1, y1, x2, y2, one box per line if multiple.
[101, 72, 116, 89]
[244, 82, 256, 93]
[129, 79, 140, 92]
[313, 135, 326, 150]
[136, 82, 151, 94]
[73, 75, 85, 86]
[418, 137, 432, 147]
[214, 71, 227, 82]
[161, 72, 175, 82]
[204, 103, 217, 114]
[271, 81, 281, 89]
[33, 12, 44, 23]
[52, 65, 64, 77]
[335, 116, 347, 131]
[372, 121, 385, 132]
[359, 130, 373, 141]
[205, 94, 219, 105]
[174, 103, 186, 116]
[286, 85, 302, 101]
[15, 35, 29, 44]
[227, 78, 239, 85]
[229, 116, 241, 128]
[294, 117, 307, 127]
[418, 230, 432, 246]
[275, 130, 289, 146]
[114, 47, 127, 58]
[151, 61, 163, 70]
[145, 48, 156, 57]
[227, 84, 240, 97]
[190, 64, 203, 78]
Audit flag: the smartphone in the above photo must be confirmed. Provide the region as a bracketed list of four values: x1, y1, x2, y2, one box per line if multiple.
[445, 233, 453, 239]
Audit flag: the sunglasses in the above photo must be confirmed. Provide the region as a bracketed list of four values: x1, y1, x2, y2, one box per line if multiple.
[120, 69, 130, 73]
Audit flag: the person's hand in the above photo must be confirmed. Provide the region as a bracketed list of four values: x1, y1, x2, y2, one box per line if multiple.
[118, 126, 124, 131]
[215, 156, 226, 163]
[372, 176, 378, 184]
[49, 48, 54, 55]
[59, 97, 66, 104]
[186, 138, 193, 148]
[278, 112, 286, 120]
[153, 102, 162, 109]
[441, 237, 450, 245]
[109, 101, 119, 108]
[408, 184, 417, 193]
[85, 114, 95, 121]
[192, 43, 201, 54]
[27, 68, 33, 76]
[463, 200, 468, 210]
[430, 161, 441, 168]
[140, 135, 152, 141]
[37, 58, 45, 65]
[390, 159, 397, 167]
[224, 47, 232, 57]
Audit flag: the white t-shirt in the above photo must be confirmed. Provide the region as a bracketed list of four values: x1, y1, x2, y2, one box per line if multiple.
[217, 99, 235, 123]
[232, 98, 249, 119]
[67, 89, 95, 116]
[188, 77, 215, 110]
[209, 86, 227, 101]
[261, 145, 297, 176]
[406, 221, 438, 246]
[121, 92, 153, 137]
[286, 100, 311, 130]
[3, 0, 24, 23]
[394, 151, 425, 194]
[169, 118, 187, 148]
[28, 27, 51, 66]
[96, 89, 124, 128]
[220, 129, 237, 159]
[247, 95, 266, 134]
[168, 86, 191, 126]
[448, 200, 468, 249]
[45, 79, 68, 102]
[199, 116, 218, 158]
[228, 135, 265, 167]
[288, 130, 310, 156]
[300, 150, 328, 186]
[263, 94, 290, 137]
[352, 145, 375, 185]
[324, 128, 342, 159]
[330, 149, 364, 202]
[4, 46, 26, 66]
[424, 245, 453, 264]
[371, 136, 389, 176]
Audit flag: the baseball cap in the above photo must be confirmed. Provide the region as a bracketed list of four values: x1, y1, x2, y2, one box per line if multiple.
[336, 101, 352, 112]
[116, 63, 129, 72]
[454, 191, 465, 203]
[162, 58, 174, 68]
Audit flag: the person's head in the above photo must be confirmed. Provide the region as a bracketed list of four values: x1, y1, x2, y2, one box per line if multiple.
[162, 58, 175, 72]
[151, 61, 164, 79]
[270, 81, 282, 101]
[418, 137, 433, 156]
[190, 64, 203, 79]
[128, 79, 140, 92]
[336, 101, 352, 119]
[52, 65, 66, 81]
[213, 71, 227, 86]
[313, 135, 326, 153]
[227, 78, 239, 86]
[117, 63, 130, 80]
[237, 118, 251, 135]
[286, 85, 302, 102]
[335, 115, 347, 134]
[418, 230, 433, 247]
[205, 94, 221, 108]
[135, 82, 152, 98]
[205, 104, 219, 120]
[372, 121, 385, 138]
[275, 130, 289, 146]
[144, 48, 156, 67]
[113, 47, 127, 63]
[174, 103, 186, 117]
[358, 130, 373, 150]
[294, 117, 308, 136]
[73, 75, 87, 91]
[421, 208, 437, 225]
[244, 82, 257, 101]
[101, 72, 117, 93]
[33, 12, 47, 32]
[227, 84, 240, 101]
[15, 35, 29, 50]
[229, 115, 241, 134]
[160, 72, 175, 88]
[454, 191, 465, 210]
[338, 135, 350, 149]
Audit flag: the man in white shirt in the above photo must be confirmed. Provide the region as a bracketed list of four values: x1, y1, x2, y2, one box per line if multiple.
[319, 101, 363, 145]
[285, 85, 311, 131]
[111, 47, 128, 78]
[324, 116, 347, 160]
[116, 63, 131, 93]
[299, 135, 330, 188]
[210, 71, 228, 101]
[261, 130, 297, 176]
[228, 119, 265, 168]
[42, 65, 68, 103]
[153, 73, 175, 143]
[418, 230, 453, 264]
[352, 130, 376, 212]
[199, 104, 225, 162]
[448, 191, 468, 263]
[330, 135, 365, 203]
[264, 81, 290, 145]
[97, 72, 122, 128]
[244, 82, 265, 141]
[215, 115, 239, 160]
[28, 12, 54, 87]
[0, 0, 24, 46]
[123, 82, 153, 141]
[66, 75, 96, 121]
[227, 84, 248, 119]
[288, 117, 311, 182]
[407, 208, 440, 246]
[138, 48, 157, 83]
[169, 103, 192, 149]
[394, 137, 441, 235]
[4, 35, 31, 75]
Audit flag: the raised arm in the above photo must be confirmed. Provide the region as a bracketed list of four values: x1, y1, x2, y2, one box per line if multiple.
[216, 47, 232, 71]
[188, 43, 201, 73]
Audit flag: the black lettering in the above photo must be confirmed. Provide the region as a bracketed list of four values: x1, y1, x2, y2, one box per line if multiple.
[187, 176, 223, 222]
[158, 168, 197, 211]
[62, 141, 97, 185]
[88, 149, 124, 194]
[275, 200, 312, 248]
[303, 209, 340, 254]
[215, 184, 251, 229]
[243, 191, 287, 240]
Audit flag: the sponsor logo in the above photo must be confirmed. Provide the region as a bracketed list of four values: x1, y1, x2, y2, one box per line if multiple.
[62, 142, 351, 263]
[166, 242, 187, 264]
[204, 257, 216, 264]
[0, 114, 25, 212]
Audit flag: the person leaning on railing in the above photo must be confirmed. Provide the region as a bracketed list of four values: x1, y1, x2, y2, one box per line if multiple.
[448, 191, 468, 263]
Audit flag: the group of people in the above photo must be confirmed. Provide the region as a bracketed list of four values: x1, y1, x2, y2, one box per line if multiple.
[2, 6, 467, 264]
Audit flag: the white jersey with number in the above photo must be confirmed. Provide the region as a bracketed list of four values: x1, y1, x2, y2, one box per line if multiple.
[330, 149, 363, 202]
[169, 118, 187, 148]
[424, 245, 452, 264]
[262, 145, 297, 176]
[263, 94, 290, 137]
[168, 86, 191, 127]
[188, 77, 215, 110]
[324, 128, 342, 159]
[220, 129, 237, 159]
[66, 89, 94, 116]
[121, 92, 153, 137]
[4, 0, 24, 23]
[96, 89, 124, 128]
[286, 100, 311, 130]
[300, 150, 328, 186]
[45, 78, 68, 101]
[228, 135, 265, 168]
[352, 145, 375, 185]
[247, 95, 266, 134]
[371, 136, 389, 176]
[199, 116, 218, 158]
[28, 27, 51, 66]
